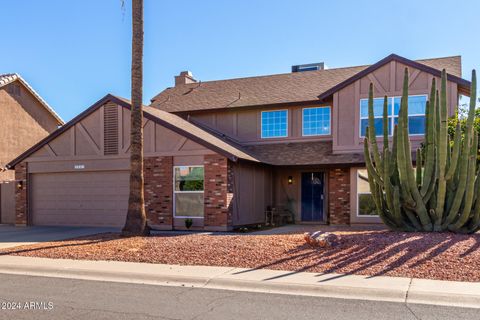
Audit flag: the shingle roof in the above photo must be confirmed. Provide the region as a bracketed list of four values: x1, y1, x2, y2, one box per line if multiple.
[112, 95, 260, 162]
[144, 107, 261, 163]
[417, 56, 462, 77]
[0, 73, 64, 124]
[151, 55, 464, 113]
[243, 141, 364, 166]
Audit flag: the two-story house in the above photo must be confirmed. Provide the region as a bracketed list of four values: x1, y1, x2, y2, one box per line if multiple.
[6, 54, 471, 230]
[0, 73, 63, 224]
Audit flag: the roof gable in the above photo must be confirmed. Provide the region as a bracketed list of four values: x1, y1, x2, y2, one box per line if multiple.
[6, 95, 260, 168]
[317, 54, 470, 101]
[0, 73, 64, 125]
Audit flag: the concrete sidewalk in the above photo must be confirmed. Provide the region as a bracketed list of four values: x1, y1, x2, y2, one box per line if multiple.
[0, 255, 479, 308]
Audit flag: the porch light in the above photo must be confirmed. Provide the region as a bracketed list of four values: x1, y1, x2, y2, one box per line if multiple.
[16, 180, 24, 190]
[288, 176, 293, 185]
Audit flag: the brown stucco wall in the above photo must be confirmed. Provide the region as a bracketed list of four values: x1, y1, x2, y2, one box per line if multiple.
[0, 170, 14, 181]
[0, 83, 59, 176]
[333, 60, 459, 154]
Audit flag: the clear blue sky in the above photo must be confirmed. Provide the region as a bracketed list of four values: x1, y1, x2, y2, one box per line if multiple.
[1, 0, 479, 121]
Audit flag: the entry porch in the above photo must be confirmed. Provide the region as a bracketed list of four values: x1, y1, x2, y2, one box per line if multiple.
[271, 166, 351, 225]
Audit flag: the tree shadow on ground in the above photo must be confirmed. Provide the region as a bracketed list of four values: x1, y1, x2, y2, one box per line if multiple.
[3, 229, 480, 282]
[233, 231, 480, 282]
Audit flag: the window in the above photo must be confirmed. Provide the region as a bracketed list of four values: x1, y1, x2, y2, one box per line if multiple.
[356, 167, 418, 217]
[360, 95, 427, 137]
[261, 110, 288, 138]
[356, 169, 378, 216]
[173, 166, 204, 218]
[302, 107, 331, 136]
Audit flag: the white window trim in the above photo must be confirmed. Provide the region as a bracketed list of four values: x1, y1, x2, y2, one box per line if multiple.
[173, 165, 205, 219]
[359, 94, 427, 138]
[301, 106, 331, 136]
[356, 169, 379, 217]
[261, 109, 289, 139]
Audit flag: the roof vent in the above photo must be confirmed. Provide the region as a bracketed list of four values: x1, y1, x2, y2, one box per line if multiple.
[103, 103, 119, 156]
[291, 62, 325, 72]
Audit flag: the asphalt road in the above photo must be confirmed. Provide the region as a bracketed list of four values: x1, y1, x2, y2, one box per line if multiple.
[0, 273, 477, 320]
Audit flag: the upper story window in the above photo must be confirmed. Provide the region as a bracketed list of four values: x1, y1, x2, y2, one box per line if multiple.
[302, 107, 331, 136]
[360, 95, 427, 137]
[261, 110, 288, 138]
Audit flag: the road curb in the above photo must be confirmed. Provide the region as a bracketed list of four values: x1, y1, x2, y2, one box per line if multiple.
[0, 256, 479, 308]
[0, 263, 214, 288]
[205, 277, 406, 302]
[0, 264, 407, 303]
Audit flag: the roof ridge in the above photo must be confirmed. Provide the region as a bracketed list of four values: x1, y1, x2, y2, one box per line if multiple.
[164, 64, 370, 89]
[156, 55, 459, 90]
[416, 55, 461, 62]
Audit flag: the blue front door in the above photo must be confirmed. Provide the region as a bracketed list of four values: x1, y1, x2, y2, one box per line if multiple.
[301, 172, 324, 221]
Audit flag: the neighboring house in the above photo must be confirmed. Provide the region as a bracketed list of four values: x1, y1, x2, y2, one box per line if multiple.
[0, 74, 63, 180]
[0, 74, 63, 224]
[6, 54, 471, 230]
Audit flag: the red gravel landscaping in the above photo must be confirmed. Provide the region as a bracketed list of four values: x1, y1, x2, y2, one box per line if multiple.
[1, 227, 480, 282]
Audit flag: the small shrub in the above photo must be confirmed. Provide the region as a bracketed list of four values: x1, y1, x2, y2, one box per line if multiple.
[185, 218, 193, 229]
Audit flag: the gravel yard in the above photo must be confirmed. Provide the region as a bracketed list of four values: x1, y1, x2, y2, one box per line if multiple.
[1, 227, 480, 282]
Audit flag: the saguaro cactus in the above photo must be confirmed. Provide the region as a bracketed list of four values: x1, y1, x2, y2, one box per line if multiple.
[364, 67, 478, 233]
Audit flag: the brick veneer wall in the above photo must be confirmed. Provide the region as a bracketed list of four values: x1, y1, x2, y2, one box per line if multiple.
[203, 155, 232, 231]
[15, 162, 28, 226]
[144, 156, 173, 230]
[328, 168, 350, 225]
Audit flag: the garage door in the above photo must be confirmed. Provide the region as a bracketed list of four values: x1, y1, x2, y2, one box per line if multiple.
[31, 171, 129, 227]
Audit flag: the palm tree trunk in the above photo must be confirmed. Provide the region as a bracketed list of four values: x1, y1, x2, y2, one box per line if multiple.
[122, 0, 149, 236]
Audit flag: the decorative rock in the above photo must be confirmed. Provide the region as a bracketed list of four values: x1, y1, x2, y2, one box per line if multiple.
[304, 231, 338, 247]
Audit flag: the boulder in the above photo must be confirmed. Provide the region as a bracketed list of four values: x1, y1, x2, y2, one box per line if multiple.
[304, 231, 338, 247]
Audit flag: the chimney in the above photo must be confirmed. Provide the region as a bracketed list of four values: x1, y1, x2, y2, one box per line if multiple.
[175, 71, 197, 86]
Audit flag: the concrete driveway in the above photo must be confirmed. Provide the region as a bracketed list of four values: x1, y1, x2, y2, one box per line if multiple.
[0, 225, 118, 249]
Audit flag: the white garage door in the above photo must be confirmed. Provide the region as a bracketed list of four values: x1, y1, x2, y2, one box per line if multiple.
[31, 171, 129, 227]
